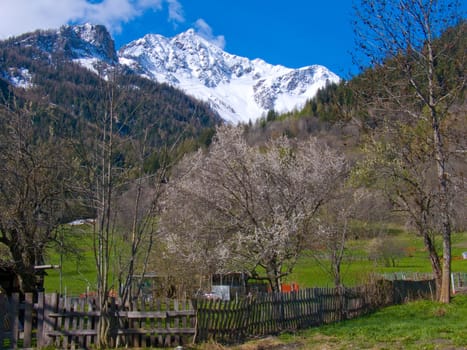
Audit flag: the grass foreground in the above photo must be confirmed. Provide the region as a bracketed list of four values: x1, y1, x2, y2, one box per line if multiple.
[197, 294, 467, 350]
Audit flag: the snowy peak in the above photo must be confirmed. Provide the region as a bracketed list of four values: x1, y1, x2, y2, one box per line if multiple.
[13, 23, 117, 68]
[119, 29, 340, 123]
[119, 29, 239, 86]
[3, 24, 120, 89]
[65, 23, 118, 63]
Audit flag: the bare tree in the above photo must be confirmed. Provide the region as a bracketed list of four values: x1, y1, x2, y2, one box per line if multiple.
[74, 76, 179, 347]
[357, 125, 448, 295]
[72, 75, 138, 347]
[161, 126, 348, 292]
[353, 0, 465, 303]
[309, 187, 365, 288]
[92, 84, 118, 348]
[0, 103, 71, 292]
[113, 138, 173, 309]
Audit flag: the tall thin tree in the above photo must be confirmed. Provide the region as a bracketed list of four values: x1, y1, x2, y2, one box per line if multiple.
[353, 0, 465, 303]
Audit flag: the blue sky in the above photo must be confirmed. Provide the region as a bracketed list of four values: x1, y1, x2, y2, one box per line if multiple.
[0, 0, 357, 77]
[1, 0, 465, 78]
[112, 1, 357, 77]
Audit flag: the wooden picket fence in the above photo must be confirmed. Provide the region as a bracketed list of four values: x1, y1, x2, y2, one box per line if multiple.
[193, 279, 436, 343]
[0, 279, 435, 348]
[0, 292, 196, 349]
[193, 286, 376, 343]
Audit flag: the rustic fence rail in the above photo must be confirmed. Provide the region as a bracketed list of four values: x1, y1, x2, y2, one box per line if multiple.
[0, 293, 196, 349]
[451, 272, 467, 294]
[193, 279, 436, 343]
[0, 278, 436, 348]
[193, 286, 369, 343]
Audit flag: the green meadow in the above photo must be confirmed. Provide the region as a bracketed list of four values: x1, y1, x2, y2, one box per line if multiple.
[284, 231, 467, 288]
[44, 225, 467, 295]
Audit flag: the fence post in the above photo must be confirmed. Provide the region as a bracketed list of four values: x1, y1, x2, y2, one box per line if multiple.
[36, 292, 45, 348]
[10, 293, 19, 349]
[41, 293, 58, 347]
[0, 293, 7, 350]
[23, 293, 33, 348]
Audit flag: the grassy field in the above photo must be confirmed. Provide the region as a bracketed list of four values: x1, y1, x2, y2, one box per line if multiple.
[283, 231, 467, 288]
[44, 224, 98, 295]
[208, 294, 467, 350]
[44, 227, 467, 295]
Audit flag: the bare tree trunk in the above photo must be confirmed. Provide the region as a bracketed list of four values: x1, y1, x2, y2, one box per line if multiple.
[95, 88, 116, 348]
[333, 259, 342, 289]
[266, 261, 282, 293]
[433, 122, 452, 303]
[422, 230, 442, 299]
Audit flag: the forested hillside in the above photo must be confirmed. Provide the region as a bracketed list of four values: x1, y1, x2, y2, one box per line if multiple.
[0, 30, 221, 154]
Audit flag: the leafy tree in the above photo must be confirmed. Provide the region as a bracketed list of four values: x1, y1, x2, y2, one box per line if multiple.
[355, 121, 447, 292]
[353, 0, 465, 303]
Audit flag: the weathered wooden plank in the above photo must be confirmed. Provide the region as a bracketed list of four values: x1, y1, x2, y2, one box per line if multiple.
[155, 299, 163, 345]
[164, 298, 171, 347]
[86, 299, 95, 346]
[42, 293, 58, 347]
[47, 329, 98, 336]
[106, 310, 173, 319]
[167, 310, 196, 317]
[23, 293, 34, 348]
[9, 293, 20, 349]
[118, 328, 196, 335]
[76, 298, 85, 349]
[70, 298, 79, 349]
[0, 293, 8, 350]
[36, 293, 45, 348]
[49, 311, 101, 317]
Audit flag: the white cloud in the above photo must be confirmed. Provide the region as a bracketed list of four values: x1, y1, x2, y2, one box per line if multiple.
[167, 0, 184, 24]
[194, 18, 225, 49]
[0, 0, 229, 54]
[0, 0, 183, 39]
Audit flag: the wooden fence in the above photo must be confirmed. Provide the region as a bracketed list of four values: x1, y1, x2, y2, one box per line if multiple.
[0, 293, 196, 349]
[451, 272, 467, 294]
[0, 279, 436, 348]
[193, 279, 436, 343]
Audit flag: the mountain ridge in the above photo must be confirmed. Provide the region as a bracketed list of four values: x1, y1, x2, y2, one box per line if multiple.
[2, 23, 340, 124]
[118, 28, 340, 123]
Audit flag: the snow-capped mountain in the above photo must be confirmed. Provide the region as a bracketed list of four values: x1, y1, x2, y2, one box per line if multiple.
[3, 24, 340, 124]
[118, 29, 340, 124]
